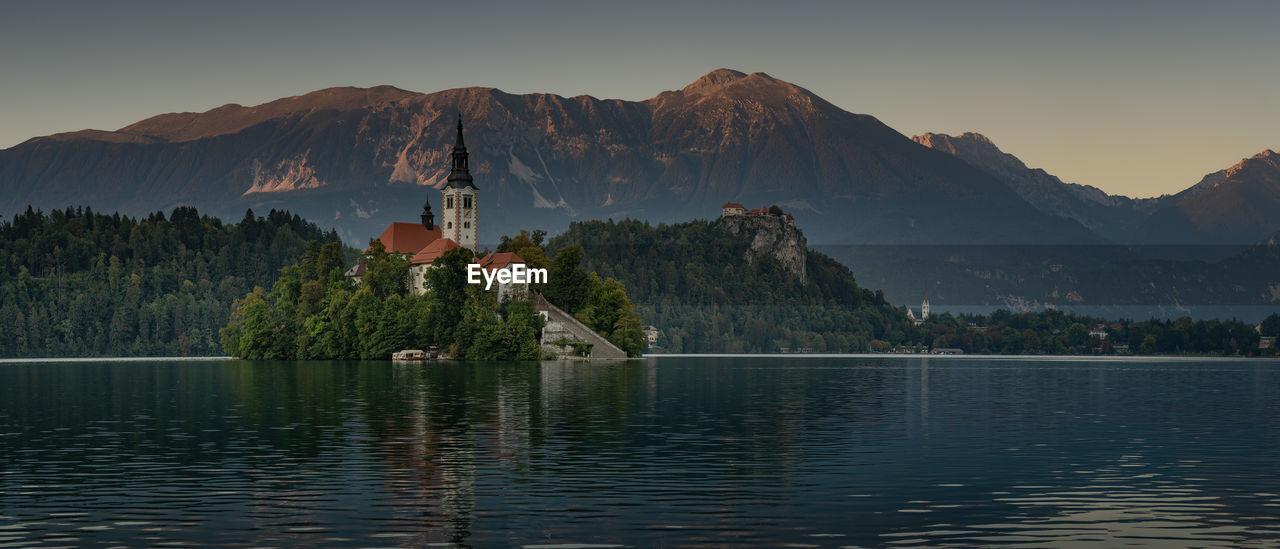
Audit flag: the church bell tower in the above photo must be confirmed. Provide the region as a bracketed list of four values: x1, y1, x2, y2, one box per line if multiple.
[441, 115, 479, 251]
[420, 196, 434, 230]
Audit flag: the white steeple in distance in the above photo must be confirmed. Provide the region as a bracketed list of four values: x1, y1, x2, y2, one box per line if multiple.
[441, 115, 479, 251]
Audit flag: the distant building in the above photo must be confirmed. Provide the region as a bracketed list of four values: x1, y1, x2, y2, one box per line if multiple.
[906, 295, 930, 325]
[408, 238, 462, 294]
[344, 260, 367, 284]
[1261, 336, 1276, 350]
[719, 202, 794, 225]
[1089, 325, 1109, 340]
[643, 326, 660, 347]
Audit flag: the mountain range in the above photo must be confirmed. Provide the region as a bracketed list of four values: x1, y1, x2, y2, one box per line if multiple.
[914, 132, 1280, 244]
[1, 69, 1277, 246]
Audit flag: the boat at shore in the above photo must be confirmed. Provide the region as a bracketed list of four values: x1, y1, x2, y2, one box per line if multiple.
[392, 349, 431, 361]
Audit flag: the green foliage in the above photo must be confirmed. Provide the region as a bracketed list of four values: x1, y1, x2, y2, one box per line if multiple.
[423, 247, 474, 345]
[545, 245, 593, 314]
[581, 276, 645, 357]
[1261, 313, 1280, 338]
[497, 229, 550, 271]
[545, 218, 912, 353]
[0, 205, 346, 358]
[223, 236, 548, 361]
[542, 243, 644, 356]
[916, 309, 1267, 356]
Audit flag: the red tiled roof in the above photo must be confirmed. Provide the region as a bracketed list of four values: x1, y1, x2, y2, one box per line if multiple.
[409, 238, 461, 265]
[343, 259, 367, 277]
[722, 202, 745, 209]
[366, 222, 442, 255]
[477, 251, 525, 272]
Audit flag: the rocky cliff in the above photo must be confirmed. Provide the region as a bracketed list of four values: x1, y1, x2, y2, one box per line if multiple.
[717, 214, 807, 283]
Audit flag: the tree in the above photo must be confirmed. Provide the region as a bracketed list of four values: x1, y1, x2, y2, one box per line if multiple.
[1139, 334, 1158, 354]
[583, 276, 645, 357]
[545, 245, 592, 314]
[504, 299, 547, 360]
[361, 240, 409, 299]
[423, 247, 474, 345]
[457, 286, 506, 360]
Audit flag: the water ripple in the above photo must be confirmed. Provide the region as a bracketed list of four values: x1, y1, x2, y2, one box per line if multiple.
[1, 357, 1279, 546]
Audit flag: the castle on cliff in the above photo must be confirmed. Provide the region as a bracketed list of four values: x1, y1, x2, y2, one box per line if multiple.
[720, 202, 795, 225]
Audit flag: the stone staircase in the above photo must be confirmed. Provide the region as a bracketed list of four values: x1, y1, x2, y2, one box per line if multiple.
[534, 295, 628, 359]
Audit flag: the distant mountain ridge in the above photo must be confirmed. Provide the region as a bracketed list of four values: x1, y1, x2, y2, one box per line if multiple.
[915, 132, 1280, 243]
[1138, 149, 1280, 243]
[1, 69, 1099, 245]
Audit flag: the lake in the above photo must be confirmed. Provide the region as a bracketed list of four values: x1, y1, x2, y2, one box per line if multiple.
[2, 356, 1279, 547]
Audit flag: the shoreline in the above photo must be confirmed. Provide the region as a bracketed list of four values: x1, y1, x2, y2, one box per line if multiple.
[0, 356, 234, 364]
[3, 354, 1277, 363]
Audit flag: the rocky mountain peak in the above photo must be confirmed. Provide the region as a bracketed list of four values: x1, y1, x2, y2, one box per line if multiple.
[913, 132, 1029, 174]
[674, 68, 806, 101]
[1238, 149, 1280, 171]
[1198, 149, 1280, 190]
[914, 132, 999, 155]
[680, 68, 749, 95]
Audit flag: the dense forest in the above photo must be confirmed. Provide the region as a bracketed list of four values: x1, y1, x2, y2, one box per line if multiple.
[219, 230, 645, 360]
[5, 205, 1272, 359]
[0, 206, 347, 357]
[546, 218, 915, 353]
[918, 309, 1278, 356]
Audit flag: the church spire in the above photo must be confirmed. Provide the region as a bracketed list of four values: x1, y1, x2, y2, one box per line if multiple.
[447, 114, 476, 189]
[420, 198, 434, 230]
[455, 114, 466, 148]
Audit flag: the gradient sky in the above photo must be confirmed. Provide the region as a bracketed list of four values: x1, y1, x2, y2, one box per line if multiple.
[3, 0, 1277, 198]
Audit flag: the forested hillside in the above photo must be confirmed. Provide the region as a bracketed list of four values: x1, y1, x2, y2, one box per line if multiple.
[0, 206, 347, 357]
[547, 218, 914, 353]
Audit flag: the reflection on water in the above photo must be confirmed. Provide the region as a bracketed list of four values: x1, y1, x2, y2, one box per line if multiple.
[1, 357, 1279, 547]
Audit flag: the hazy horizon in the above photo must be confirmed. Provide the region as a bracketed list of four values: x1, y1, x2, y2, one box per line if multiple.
[3, 0, 1277, 199]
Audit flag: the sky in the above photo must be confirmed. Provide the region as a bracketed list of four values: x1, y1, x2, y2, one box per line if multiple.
[2, 0, 1277, 198]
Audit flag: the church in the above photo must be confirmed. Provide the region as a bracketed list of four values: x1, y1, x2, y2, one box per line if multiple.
[346, 116, 527, 298]
[343, 116, 629, 359]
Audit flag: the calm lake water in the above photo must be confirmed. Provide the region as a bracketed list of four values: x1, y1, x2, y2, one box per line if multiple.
[2, 356, 1280, 547]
